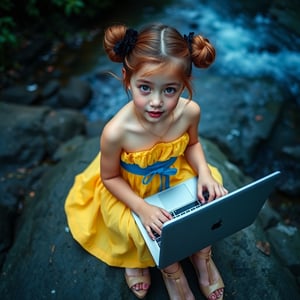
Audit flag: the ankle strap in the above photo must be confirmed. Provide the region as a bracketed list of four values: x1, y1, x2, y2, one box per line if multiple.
[161, 264, 182, 279]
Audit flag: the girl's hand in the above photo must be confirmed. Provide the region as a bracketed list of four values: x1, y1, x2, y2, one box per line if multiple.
[138, 203, 172, 240]
[197, 177, 228, 203]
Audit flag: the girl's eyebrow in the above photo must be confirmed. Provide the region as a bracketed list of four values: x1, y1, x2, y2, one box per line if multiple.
[136, 79, 181, 87]
[136, 79, 152, 84]
[166, 82, 182, 87]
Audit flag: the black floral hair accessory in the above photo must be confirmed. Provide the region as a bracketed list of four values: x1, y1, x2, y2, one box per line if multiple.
[184, 32, 194, 53]
[114, 28, 138, 59]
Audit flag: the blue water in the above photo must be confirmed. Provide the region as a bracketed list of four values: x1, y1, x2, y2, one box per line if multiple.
[204, 11, 300, 84]
[82, 0, 300, 121]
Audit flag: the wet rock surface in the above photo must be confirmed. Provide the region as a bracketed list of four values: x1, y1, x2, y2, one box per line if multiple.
[0, 136, 299, 299]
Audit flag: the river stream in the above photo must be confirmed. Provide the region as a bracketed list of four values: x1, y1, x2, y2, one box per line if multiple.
[38, 0, 300, 221]
[72, 0, 300, 124]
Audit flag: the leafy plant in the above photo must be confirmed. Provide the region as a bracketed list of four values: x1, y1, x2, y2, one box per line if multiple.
[0, 0, 129, 72]
[0, 17, 17, 71]
[52, 0, 85, 16]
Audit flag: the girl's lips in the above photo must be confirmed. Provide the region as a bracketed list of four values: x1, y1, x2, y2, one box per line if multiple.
[147, 111, 163, 118]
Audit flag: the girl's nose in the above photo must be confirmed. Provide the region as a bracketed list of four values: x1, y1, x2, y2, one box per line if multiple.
[150, 93, 163, 107]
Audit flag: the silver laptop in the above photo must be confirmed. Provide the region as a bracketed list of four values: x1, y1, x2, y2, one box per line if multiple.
[132, 171, 280, 269]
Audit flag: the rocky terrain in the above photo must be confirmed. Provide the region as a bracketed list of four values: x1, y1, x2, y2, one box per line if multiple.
[0, 0, 299, 298]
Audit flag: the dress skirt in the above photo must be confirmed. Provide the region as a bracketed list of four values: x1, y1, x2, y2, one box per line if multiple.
[65, 133, 223, 268]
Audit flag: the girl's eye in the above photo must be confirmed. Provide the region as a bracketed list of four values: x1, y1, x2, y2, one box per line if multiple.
[165, 87, 176, 95]
[139, 85, 150, 93]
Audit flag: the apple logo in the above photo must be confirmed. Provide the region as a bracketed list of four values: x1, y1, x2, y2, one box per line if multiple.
[211, 219, 222, 230]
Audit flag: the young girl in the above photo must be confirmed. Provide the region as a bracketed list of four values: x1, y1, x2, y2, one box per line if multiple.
[65, 23, 228, 300]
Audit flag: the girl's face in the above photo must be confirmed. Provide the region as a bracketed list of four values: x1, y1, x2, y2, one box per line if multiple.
[128, 63, 184, 123]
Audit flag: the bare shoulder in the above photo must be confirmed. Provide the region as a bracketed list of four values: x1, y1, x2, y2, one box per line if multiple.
[101, 102, 133, 148]
[178, 98, 200, 120]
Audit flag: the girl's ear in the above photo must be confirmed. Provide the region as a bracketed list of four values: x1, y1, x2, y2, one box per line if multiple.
[122, 68, 130, 90]
[122, 67, 126, 79]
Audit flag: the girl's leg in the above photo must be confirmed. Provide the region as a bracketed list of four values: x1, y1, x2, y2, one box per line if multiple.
[161, 262, 195, 300]
[190, 246, 224, 300]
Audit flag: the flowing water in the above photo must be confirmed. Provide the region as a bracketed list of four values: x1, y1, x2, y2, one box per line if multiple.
[74, 0, 300, 123]
[43, 0, 300, 218]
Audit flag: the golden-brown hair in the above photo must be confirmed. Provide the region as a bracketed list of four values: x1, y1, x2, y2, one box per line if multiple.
[103, 23, 216, 99]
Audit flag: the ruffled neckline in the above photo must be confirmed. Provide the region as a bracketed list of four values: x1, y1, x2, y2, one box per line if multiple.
[121, 133, 189, 167]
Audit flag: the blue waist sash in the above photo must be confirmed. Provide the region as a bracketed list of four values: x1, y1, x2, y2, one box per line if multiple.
[120, 157, 178, 191]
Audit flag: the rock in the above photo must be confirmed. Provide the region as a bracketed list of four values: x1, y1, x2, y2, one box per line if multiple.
[0, 102, 50, 169]
[0, 85, 40, 105]
[282, 145, 300, 160]
[270, 0, 300, 36]
[14, 36, 51, 66]
[58, 77, 92, 109]
[41, 79, 61, 99]
[85, 119, 106, 138]
[43, 109, 86, 156]
[41, 93, 61, 108]
[200, 136, 252, 191]
[194, 76, 287, 167]
[0, 102, 87, 244]
[52, 135, 87, 161]
[0, 204, 15, 267]
[40, 80, 61, 108]
[0, 102, 86, 171]
[257, 201, 281, 229]
[266, 222, 300, 267]
[0, 137, 299, 299]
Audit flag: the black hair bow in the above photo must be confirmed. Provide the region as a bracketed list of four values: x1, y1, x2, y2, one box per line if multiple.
[114, 28, 138, 58]
[184, 32, 194, 53]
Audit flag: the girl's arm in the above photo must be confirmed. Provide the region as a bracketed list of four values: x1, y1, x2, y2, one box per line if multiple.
[100, 124, 143, 213]
[100, 122, 172, 239]
[185, 102, 228, 202]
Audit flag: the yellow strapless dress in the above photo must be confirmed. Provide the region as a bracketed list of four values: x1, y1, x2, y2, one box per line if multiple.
[65, 133, 222, 268]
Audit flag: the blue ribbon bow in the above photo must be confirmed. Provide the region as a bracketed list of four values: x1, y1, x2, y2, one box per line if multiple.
[120, 157, 178, 191]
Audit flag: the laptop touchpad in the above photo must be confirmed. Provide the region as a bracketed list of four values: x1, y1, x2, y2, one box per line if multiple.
[158, 184, 195, 212]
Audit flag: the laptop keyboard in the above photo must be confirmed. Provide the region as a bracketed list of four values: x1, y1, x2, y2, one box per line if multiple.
[170, 191, 209, 218]
[152, 191, 209, 247]
[170, 200, 202, 218]
[152, 230, 162, 247]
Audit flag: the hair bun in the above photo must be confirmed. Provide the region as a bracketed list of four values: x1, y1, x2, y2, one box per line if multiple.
[191, 35, 216, 68]
[103, 25, 128, 63]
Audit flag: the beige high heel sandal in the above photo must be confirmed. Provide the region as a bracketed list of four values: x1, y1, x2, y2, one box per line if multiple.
[124, 268, 151, 299]
[190, 250, 224, 300]
[161, 264, 195, 300]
